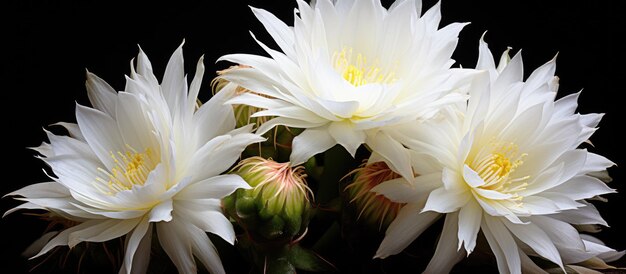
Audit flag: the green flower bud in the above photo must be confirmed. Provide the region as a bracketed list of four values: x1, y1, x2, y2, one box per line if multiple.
[344, 161, 405, 230]
[224, 157, 313, 242]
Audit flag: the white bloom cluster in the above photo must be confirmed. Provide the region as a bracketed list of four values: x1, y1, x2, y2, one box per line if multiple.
[5, 1, 621, 273]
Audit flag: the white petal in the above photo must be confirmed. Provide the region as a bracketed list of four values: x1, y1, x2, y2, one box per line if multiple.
[250, 6, 295, 57]
[51, 122, 85, 141]
[44, 130, 95, 158]
[116, 92, 156, 151]
[553, 92, 580, 118]
[546, 175, 614, 201]
[86, 70, 117, 118]
[161, 42, 186, 118]
[252, 106, 327, 124]
[75, 104, 125, 170]
[328, 120, 366, 157]
[68, 218, 140, 248]
[120, 215, 151, 274]
[3, 202, 45, 217]
[177, 174, 250, 200]
[371, 173, 441, 203]
[521, 196, 560, 215]
[157, 220, 196, 273]
[135, 46, 160, 86]
[458, 200, 482, 252]
[290, 126, 336, 165]
[43, 154, 108, 203]
[70, 202, 146, 219]
[422, 187, 469, 213]
[424, 213, 466, 274]
[190, 132, 264, 179]
[531, 216, 585, 259]
[187, 55, 205, 117]
[473, 188, 514, 200]
[581, 152, 615, 174]
[193, 83, 237, 144]
[5, 181, 69, 198]
[463, 164, 485, 187]
[256, 116, 328, 136]
[148, 199, 173, 222]
[365, 131, 413, 182]
[482, 215, 522, 274]
[22, 231, 59, 258]
[188, 222, 226, 274]
[176, 201, 236, 245]
[375, 203, 440, 258]
[503, 221, 564, 269]
[32, 222, 89, 258]
[225, 92, 289, 110]
[549, 202, 608, 226]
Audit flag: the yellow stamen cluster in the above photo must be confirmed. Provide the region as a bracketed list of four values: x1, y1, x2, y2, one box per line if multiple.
[94, 146, 156, 195]
[470, 142, 529, 202]
[333, 47, 396, 87]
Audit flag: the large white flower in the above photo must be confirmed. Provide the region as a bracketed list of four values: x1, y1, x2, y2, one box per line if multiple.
[373, 38, 620, 273]
[5, 44, 264, 274]
[219, 0, 472, 179]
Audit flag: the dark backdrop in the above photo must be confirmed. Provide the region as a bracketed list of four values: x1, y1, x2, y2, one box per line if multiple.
[1, 1, 624, 273]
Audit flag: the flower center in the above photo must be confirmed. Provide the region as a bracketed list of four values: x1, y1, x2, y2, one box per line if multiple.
[470, 142, 529, 198]
[332, 47, 396, 87]
[94, 146, 157, 194]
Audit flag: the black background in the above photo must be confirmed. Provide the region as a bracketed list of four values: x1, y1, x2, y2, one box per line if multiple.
[1, 0, 624, 273]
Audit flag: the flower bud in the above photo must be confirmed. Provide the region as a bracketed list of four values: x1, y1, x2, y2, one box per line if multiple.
[223, 157, 312, 242]
[344, 161, 405, 230]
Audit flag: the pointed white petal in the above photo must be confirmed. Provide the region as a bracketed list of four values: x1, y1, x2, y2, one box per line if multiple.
[463, 164, 485, 187]
[290, 126, 336, 165]
[32, 222, 90, 258]
[371, 173, 441, 203]
[5, 181, 69, 198]
[549, 202, 608, 226]
[375, 203, 440, 258]
[458, 200, 482, 252]
[120, 215, 151, 274]
[423, 187, 469, 213]
[86, 70, 118, 118]
[257, 117, 328, 136]
[190, 132, 264, 179]
[503, 221, 564, 269]
[482, 216, 522, 274]
[251, 6, 295, 57]
[193, 83, 237, 145]
[157, 220, 196, 273]
[366, 131, 413, 182]
[188, 223, 226, 274]
[187, 55, 205, 116]
[51, 122, 86, 141]
[424, 213, 466, 274]
[75, 104, 125, 170]
[148, 199, 173, 222]
[68, 218, 140, 248]
[177, 174, 251, 200]
[328, 120, 366, 157]
[546, 175, 614, 201]
[176, 201, 236, 245]
[161, 42, 186, 118]
[116, 92, 156, 151]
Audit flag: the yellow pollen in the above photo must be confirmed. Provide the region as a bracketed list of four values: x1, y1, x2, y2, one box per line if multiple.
[94, 146, 156, 195]
[470, 142, 529, 203]
[332, 47, 396, 87]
